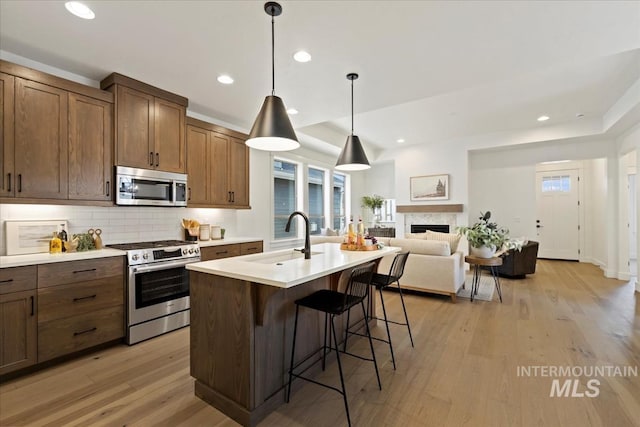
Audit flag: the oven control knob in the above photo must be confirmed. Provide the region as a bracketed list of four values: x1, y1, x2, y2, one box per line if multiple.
[142, 253, 149, 260]
[194, 248, 199, 254]
[188, 248, 194, 254]
[182, 249, 187, 255]
[132, 254, 139, 261]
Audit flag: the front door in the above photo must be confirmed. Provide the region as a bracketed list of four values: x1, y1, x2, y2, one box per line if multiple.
[535, 170, 580, 260]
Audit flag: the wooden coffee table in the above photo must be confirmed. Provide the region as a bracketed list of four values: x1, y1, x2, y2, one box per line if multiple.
[464, 255, 503, 302]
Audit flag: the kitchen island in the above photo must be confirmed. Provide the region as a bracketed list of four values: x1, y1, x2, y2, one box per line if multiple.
[186, 242, 399, 427]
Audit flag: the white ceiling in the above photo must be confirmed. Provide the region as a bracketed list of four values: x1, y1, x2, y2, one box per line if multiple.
[1, 0, 639, 159]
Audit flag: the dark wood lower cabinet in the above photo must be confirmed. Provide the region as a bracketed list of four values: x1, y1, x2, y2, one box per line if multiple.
[200, 241, 262, 261]
[38, 305, 123, 362]
[0, 290, 37, 375]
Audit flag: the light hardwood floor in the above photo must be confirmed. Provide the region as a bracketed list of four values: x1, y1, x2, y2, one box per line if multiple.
[1, 260, 639, 427]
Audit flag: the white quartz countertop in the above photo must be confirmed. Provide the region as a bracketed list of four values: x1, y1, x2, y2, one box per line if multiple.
[186, 242, 400, 288]
[198, 237, 262, 248]
[0, 248, 127, 268]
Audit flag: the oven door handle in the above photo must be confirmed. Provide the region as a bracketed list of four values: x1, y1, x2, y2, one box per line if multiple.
[131, 258, 199, 274]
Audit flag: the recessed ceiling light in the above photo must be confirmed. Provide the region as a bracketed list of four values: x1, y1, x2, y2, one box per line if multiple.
[293, 51, 312, 63]
[65, 1, 95, 19]
[576, 113, 585, 118]
[286, 108, 298, 115]
[537, 115, 550, 122]
[396, 138, 405, 143]
[217, 75, 234, 85]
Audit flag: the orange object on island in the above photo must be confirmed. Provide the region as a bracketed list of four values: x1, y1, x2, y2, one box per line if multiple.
[340, 243, 380, 251]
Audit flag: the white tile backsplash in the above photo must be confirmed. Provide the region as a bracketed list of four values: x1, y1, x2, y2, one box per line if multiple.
[0, 204, 241, 255]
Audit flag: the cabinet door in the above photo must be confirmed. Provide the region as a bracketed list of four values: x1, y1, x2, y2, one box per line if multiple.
[0, 290, 37, 375]
[115, 86, 154, 169]
[68, 93, 113, 201]
[229, 137, 249, 207]
[155, 98, 185, 173]
[200, 244, 241, 261]
[210, 132, 230, 205]
[0, 72, 14, 197]
[14, 78, 68, 199]
[186, 125, 210, 205]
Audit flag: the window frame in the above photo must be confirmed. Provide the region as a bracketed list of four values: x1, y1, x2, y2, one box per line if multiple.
[270, 155, 350, 247]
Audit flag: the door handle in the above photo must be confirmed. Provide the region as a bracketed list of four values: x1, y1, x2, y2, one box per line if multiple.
[30, 296, 34, 316]
[106, 181, 110, 197]
[232, 191, 235, 203]
[188, 187, 191, 201]
[150, 152, 154, 166]
[18, 174, 22, 192]
[156, 152, 159, 167]
[7, 173, 11, 192]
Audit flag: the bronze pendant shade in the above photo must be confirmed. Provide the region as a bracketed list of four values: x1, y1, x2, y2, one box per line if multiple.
[246, 1, 299, 151]
[336, 73, 370, 171]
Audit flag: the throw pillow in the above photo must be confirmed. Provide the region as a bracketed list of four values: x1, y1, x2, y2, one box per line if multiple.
[322, 228, 339, 236]
[425, 230, 461, 253]
[405, 232, 428, 240]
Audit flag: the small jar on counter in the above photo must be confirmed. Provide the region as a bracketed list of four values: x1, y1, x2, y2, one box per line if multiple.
[199, 224, 211, 241]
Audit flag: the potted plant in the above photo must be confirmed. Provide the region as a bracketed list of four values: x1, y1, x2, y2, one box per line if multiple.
[361, 195, 385, 226]
[456, 211, 510, 258]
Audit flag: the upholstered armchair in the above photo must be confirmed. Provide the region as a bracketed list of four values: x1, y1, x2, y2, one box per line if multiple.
[496, 240, 539, 278]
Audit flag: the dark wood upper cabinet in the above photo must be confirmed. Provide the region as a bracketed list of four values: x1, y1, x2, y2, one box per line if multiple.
[14, 78, 68, 200]
[185, 117, 250, 209]
[68, 93, 113, 201]
[115, 86, 154, 169]
[0, 72, 15, 197]
[0, 60, 115, 205]
[186, 124, 210, 205]
[101, 73, 188, 174]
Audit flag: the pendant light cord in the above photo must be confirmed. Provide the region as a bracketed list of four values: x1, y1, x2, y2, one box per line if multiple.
[271, 13, 275, 96]
[351, 78, 354, 135]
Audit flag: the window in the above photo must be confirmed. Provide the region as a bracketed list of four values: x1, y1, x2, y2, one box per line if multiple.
[272, 157, 349, 242]
[308, 168, 325, 235]
[542, 175, 571, 192]
[333, 172, 347, 232]
[273, 160, 298, 239]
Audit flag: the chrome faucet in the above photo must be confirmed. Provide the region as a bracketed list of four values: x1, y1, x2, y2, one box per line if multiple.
[285, 211, 311, 259]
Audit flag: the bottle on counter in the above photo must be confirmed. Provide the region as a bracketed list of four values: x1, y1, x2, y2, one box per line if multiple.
[58, 223, 68, 252]
[49, 232, 62, 254]
[347, 216, 356, 244]
[357, 217, 365, 246]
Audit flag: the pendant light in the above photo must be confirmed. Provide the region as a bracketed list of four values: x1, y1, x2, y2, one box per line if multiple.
[246, 2, 300, 151]
[335, 73, 370, 171]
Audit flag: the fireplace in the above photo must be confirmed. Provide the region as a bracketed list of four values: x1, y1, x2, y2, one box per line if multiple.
[411, 224, 450, 233]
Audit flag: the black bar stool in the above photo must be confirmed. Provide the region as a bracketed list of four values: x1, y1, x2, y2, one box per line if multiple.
[286, 262, 381, 427]
[344, 251, 413, 370]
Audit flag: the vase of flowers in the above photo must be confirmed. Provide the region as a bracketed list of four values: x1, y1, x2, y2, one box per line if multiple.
[361, 194, 385, 226]
[456, 211, 510, 258]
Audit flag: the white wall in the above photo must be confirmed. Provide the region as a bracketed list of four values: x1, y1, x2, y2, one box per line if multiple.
[584, 158, 608, 268]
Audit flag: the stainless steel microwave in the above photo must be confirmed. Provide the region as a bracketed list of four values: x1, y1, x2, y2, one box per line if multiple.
[115, 166, 187, 207]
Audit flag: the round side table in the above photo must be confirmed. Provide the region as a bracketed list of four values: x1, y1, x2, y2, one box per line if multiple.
[464, 255, 503, 302]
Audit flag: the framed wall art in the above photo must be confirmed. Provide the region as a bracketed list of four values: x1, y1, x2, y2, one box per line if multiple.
[5, 220, 68, 255]
[410, 174, 449, 201]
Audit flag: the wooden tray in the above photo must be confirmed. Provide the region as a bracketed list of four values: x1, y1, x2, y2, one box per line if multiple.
[340, 243, 379, 251]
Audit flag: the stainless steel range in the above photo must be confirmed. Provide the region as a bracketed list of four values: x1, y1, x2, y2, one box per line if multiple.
[108, 240, 200, 344]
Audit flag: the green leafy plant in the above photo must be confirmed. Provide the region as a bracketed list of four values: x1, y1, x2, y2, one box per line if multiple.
[456, 211, 510, 249]
[361, 194, 384, 211]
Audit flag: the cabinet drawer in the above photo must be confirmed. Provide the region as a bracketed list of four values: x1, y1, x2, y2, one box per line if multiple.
[38, 276, 124, 323]
[0, 265, 37, 294]
[38, 305, 124, 362]
[201, 244, 241, 261]
[240, 241, 263, 255]
[38, 257, 124, 288]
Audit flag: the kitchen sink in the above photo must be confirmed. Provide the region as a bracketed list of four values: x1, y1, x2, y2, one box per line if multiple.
[249, 250, 322, 264]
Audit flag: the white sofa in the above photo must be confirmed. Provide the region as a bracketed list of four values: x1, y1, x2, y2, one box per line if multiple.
[310, 235, 466, 302]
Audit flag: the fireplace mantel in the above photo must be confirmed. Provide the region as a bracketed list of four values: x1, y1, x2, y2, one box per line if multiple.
[396, 204, 463, 213]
